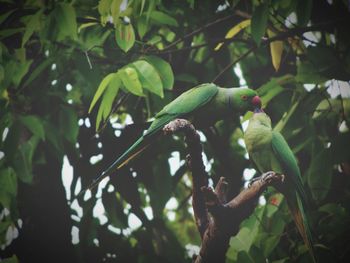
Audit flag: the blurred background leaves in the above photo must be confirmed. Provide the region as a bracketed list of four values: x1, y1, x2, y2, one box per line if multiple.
[0, 0, 350, 262]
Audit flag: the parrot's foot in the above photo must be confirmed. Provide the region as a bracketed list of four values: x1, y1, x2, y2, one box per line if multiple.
[248, 171, 277, 188]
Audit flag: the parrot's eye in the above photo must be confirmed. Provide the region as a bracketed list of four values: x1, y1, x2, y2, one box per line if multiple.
[241, 95, 248, 100]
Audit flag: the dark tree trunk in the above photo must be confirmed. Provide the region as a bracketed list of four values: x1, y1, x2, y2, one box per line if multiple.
[5, 148, 76, 263]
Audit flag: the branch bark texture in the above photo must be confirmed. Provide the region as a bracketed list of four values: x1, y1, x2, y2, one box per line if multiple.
[163, 119, 284, 263]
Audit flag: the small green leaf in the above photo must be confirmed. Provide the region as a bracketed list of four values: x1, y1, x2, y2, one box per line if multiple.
[89, 73, 116, 113]
[139, 0, 146, 15]
[78, 22, 98, 33]
[0, 168, 17, 208]
[132, 60, 163, 97]
[118, 67, 143, 96]
[95, 74, 121, 130]
[215, 19, 251, 51]
[56, 3, 78, 40]
[137, 15, 149, 39]
[251, 1, 269, 45]
[22, 10, 43, 47]
[59, 106, 79, 144]
[98, 0, 113, 16]
[143, 56, 174, 90]
[111, 0, 122, 27]
[0, 9, 16, 25]
[18, 115, 45, 140]
[150, 11, 178, 27]
[115, 23, 135, 52]
[13, 136, 40, 184]
[0, 28, 25, 40]
[43, 121, 64, 157]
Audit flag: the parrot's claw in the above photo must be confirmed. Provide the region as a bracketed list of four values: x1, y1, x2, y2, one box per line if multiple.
[261, 171, 277, 182]
[248, 171, 276, 188]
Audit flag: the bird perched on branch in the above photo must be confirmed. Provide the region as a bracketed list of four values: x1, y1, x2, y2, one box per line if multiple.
[82, 83, 261, 193]
[244, 110, 316, 262]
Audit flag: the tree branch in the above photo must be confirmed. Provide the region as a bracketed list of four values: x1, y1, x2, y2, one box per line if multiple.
[163, 119, 209, 238]
[212, 20, 339, 82]
[163, 119, 284, 263]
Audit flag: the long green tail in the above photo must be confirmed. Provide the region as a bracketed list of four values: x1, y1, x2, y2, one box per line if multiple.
[287, 193, 316, 262]
[80, 135, 151, 195]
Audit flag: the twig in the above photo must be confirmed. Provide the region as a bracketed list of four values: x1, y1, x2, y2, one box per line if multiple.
[157, 13, 237, 52]
[212, 45, 256, 83]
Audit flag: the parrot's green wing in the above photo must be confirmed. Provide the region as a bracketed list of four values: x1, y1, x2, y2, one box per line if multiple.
[271, 131, 308, 204]
[145, 83, 218, 136]
[271, 131, 316, 262]
[82, 83, 218, 193]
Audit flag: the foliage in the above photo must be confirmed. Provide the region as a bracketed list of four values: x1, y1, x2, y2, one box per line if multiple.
[0, 0, 350, 262]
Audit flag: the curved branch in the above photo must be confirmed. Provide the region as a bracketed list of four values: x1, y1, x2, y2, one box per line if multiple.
[163, 119, 284, 263]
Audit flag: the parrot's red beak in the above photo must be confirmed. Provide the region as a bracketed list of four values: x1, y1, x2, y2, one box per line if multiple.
[252, 95, 262, 109]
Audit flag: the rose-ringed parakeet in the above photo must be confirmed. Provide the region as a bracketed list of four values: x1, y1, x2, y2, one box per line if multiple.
[244, 110, 316, 262]
[85, 83, 261, 191]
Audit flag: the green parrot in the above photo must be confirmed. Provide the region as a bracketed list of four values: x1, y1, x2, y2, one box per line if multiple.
[85, 83, 261, 191]
[244, 110, 316, 262]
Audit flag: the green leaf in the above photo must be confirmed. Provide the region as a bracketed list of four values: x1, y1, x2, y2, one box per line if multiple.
[89, 73, 116, 113]
[236, 251, 255, 263]
[115, 23, 135, 52]
[95, 74, 121, 130]
[56, 3, 78, 41]
[22, 10, 43, 47]
[251, 1, 269, 45]
[143, 56, 174, 90]
[150, 11, 178, 27]
[0, 28, 24, 40]
[118, 67, 143, 96]
[137, 16, 149, 39]
[215, 19, 251, 51]
[111, 0, 122, 26]
[59, 106, 79, 144]
[98, 0, 113, 16]
[44, 121, 64, 157]
[139, 0, 146, 15]
[0, 9, 16, 25]
[5, 59, 32, 87]
[296, 0, 312, 26]
[0, 168, 17, 209]
[131, 60, 163, 97]
[78, 22, 98, 32]
[18, 115, 45, 140]
[13, 136, 39, 184]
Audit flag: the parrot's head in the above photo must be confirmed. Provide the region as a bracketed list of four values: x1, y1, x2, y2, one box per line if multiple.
[232, 88, 261, 112]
